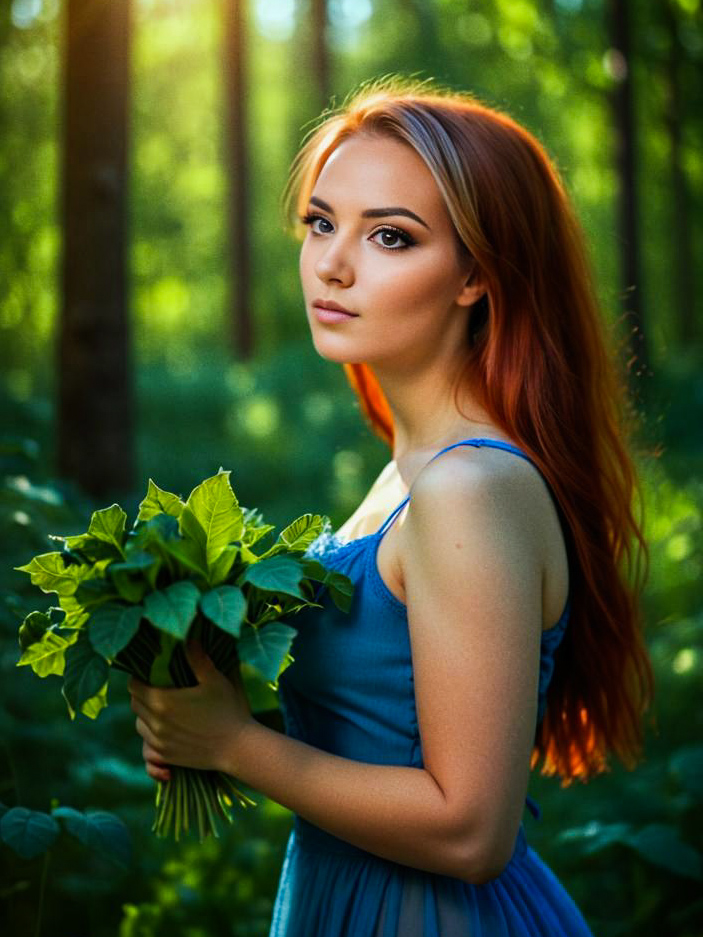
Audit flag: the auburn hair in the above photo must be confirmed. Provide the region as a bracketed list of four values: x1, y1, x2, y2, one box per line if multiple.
[282, 75, 656, 784]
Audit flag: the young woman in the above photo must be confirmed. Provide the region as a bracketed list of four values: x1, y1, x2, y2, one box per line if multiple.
[128, 76, 655, 936]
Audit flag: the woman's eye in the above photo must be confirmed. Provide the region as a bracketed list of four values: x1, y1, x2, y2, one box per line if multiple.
[370, 227, 414, 251]
[298, 213, 415, 251]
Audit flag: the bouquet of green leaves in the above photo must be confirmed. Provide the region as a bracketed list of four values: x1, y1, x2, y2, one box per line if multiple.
[13, 468, 353, 842]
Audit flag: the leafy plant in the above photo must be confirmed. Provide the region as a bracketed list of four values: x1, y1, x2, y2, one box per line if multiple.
[13, 468, 353, 843]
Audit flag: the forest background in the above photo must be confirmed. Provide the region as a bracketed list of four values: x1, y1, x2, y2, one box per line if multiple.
[1, 0, 702, 935]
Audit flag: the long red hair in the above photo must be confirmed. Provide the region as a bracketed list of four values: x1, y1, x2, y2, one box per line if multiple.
[283, 75, 656, 784]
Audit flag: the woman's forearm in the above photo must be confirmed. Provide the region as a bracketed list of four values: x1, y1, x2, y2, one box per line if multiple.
[226, 719, 478, 882]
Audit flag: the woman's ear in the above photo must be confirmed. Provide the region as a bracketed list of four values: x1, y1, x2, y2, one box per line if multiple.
[455, 262, 487, 308]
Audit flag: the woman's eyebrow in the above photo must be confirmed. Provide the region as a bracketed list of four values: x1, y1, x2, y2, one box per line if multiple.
[308, 195, 431, 230]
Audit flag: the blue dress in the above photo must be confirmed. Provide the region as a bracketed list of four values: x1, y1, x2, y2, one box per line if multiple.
[268, 439, 594, 937]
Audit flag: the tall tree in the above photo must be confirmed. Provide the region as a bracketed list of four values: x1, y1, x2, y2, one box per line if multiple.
[662, 0, 696, 348]
[608, 0, 650, 393]
[311, 0, 331, 114]
[58, 0, 134, 497]
[222, 0, 253, 359]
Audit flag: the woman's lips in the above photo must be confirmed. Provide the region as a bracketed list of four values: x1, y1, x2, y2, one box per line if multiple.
[312, 304, 358, 324]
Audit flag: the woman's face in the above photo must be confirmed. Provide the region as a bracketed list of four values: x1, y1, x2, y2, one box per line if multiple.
[299, 133, 481, 371]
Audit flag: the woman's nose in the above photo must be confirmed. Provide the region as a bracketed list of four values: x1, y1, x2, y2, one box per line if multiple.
[314, 237, 354, 287]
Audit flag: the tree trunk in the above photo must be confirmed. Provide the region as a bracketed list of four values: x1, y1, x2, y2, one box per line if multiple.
[608, 0, 650, 394]
[311, 0, 331, 115]
[663, 0, 696, 347]
[222, 0, 253, 359]
[58, 0, 134, 498]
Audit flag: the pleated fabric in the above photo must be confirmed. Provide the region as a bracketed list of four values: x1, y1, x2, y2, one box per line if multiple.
[267, 439, 593, 937]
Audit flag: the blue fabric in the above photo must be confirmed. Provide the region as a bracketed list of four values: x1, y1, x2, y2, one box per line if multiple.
[268, 438, 593, 937]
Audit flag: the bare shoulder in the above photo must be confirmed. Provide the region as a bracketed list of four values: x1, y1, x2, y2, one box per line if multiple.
[396, 443, 569, 630]
[404, 443, 548, 536]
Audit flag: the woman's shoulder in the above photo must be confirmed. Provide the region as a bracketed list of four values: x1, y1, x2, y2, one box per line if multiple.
[408, 437, 546, 511]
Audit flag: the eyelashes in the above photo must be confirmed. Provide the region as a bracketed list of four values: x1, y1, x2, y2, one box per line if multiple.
[298, 212, 417, 251]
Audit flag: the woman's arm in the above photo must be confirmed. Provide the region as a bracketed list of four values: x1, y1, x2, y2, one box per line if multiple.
[222, 452, 547, 885]
[228, 720, 473, 880]
[131, 450, 545, 885]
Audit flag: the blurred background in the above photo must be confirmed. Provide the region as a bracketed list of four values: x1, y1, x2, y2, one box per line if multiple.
[1, 0, 702, 935]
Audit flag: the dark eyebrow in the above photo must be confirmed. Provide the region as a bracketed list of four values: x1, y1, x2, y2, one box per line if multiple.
[308, 195, 431, 231]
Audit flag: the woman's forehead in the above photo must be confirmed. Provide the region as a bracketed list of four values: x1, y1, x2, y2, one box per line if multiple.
[312, 134, 442, 217]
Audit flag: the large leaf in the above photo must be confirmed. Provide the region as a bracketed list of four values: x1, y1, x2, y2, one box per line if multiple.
[161, 537, 209, 580]
[628, 824, 702, 880]
[670, 745, 703, 801]
[208, 543, 239, 586]
[240, 555, 307, 599]
[143, 581, 201, 639]
[108, 550, 158, 603]
[136, 478, 185, 522]
[47, 532, 118, 563]
[199, 586, 246, 638]
[13, 551, 90, 596]
[326, 571, 355, 613]
[0, 807, 59, 859]
[238, 621, 297, 687]
[262, 513, 326, 557]
[127, 514, 181, 575]
[52, 807, 131, 869]
[180, 469, 244, 571]
[88, 603, 144, 659]
[16, 626, 78, 677]
[88, 504, 127, 557]
[63, 630, 110, 712]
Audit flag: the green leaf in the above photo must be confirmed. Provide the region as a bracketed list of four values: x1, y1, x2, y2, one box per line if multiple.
[670, 745, 703, 801]
[143, 581, 201, 639]
[556, 821, 633, 856]
[161, 537, 209, 579]
[88, 504, 127, 557]
[628, 824, 703, 880]
[88, 603, 144, 659]
[180, 469, 244, 571]
[149, 631, 178, 687]
[262, 513, 327, 557]
[18, 609, 52, 650]
[300, 558, 329, 582]
[241, 555, 307, 599]
[0, 807, 59, 859]
[208, 543, 239, 585]
[136, 478, 185, 522]
[238, 621, 297, 686]
[108, 551, 158, 603]
[17, 626, 78, 677]
[74, 576, 121, 611]
[63, 631, 110, 711]
[57, 593, 91, 629]
[241, 507, 276, 547]
[52, 807, 131, 869]
[326, 570, 354, 613]
[47, 532, 119, 563]
[13, 551, 90, 596]
[199, 586, 246, 638]
[80, 681, 109, 719]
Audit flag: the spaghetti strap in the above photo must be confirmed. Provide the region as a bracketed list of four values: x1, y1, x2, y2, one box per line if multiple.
[375, 437, 539, 537]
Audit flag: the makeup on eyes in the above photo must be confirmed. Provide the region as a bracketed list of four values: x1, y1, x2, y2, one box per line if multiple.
[298, 211, 417, 251]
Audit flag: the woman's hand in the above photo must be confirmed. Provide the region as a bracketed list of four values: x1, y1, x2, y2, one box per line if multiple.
[128, 639, 253, 782]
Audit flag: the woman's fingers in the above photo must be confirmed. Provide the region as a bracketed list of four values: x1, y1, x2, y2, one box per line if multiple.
[142, 738, 171, 782]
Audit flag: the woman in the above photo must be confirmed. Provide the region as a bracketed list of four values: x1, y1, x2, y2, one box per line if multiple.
[128, 76, 655, 935]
